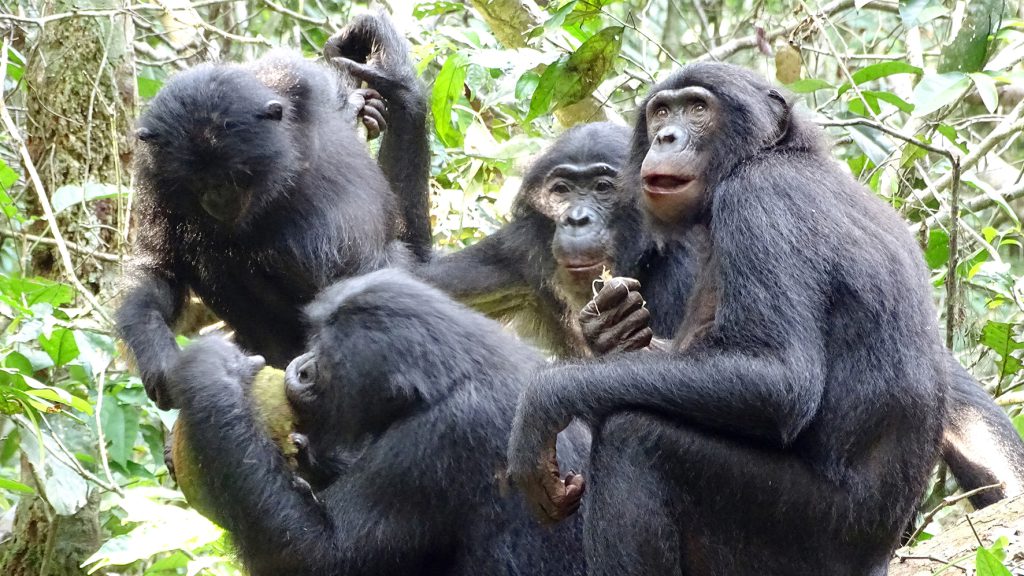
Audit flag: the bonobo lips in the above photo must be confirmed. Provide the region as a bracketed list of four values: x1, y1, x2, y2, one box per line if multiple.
[642, 174, 694, 196]
[560, 260, 605, 278]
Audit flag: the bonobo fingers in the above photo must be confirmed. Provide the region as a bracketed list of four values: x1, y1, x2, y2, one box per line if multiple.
[509, 435, 584, 524]
[580, 277, 651, 356]
[583, 276, 642, 316]
[350, 88, 387, 139]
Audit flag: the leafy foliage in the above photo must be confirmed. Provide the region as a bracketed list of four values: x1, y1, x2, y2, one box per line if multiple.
[0, 0, 1023, 573]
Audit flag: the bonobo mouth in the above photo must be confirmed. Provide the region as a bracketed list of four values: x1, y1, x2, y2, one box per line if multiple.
[642, 174, 695, 196]
[559, 260, 606, 278]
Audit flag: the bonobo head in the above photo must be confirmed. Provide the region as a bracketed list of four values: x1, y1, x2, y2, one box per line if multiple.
[133, 64, 296, 229]
[627, 62, 818, 231]
[514, 123, 632, 301]
[283, 269, 536, 477]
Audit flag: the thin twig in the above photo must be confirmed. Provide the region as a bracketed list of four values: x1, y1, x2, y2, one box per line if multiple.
[0, 228, 120, 263]
[944, 158, 962, 349]
[818, 117, 951, 157]
[906, 482, 1003, 543]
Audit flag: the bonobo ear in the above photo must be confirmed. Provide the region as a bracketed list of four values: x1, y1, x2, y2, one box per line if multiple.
[135, 127, 156, 142]
[258, 100, 284, 121]
[765, 89, 791, 148]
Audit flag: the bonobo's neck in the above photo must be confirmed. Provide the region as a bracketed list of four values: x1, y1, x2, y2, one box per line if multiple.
[673, 223, 719, 351]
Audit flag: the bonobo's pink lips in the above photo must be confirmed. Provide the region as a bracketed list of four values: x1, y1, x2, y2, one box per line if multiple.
[643, 174, 694, 196]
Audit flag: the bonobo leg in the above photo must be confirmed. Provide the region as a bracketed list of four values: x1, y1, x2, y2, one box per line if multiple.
[943, 357, 1024, 507]
[585, 413, 894, 576]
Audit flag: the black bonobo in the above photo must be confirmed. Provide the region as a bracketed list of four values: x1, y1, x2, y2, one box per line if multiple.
[507, 63, 948, 575]
[419, 122, 653, 355]
[165, 269, 588, 576]
[119, 15, 430, 410]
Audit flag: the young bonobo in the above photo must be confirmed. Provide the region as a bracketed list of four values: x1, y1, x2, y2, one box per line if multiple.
[119, 14, 430, 410]
[507, 63, 948, 575]
[166, 269, 589, 576]
[419, 122, 660, 355]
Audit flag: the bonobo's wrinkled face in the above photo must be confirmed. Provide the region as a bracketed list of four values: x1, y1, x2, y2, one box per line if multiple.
[532, 163, 618, 295]
[640, 86, 717, 225]
[134, 66, 291, 229]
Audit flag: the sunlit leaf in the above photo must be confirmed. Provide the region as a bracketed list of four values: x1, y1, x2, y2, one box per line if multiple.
[969, 72, 999, 113]
[924, 229, 949, 269]
[39, 327, 80, 367]
[837, 62, 922, 96]
[900, 0, 948, 27]
[912, 72, 970, 116]
[786, 78, 833, 93]
[976, 547, 1012, 576]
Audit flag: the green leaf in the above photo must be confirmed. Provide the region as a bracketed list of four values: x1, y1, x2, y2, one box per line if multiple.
[137, 76, 163, 100]
[431, 52, 468, 148]
[924, 229, 949, 269]
[980, 321, 1024, 376]
[1013, 414, 1024, 439]
[3, 46, 24, 82]
[51, 182, 124, 215]
[526, 24, 622, 121]
[970, 72, 999, 113]
[912, 72, 971, 116]
[787, 78, 834, 93]
[0, 160, 18, 190]
[939, 0, 1004, 73]
[0, 477, 34, 494]
[976, 547, 1012, 576]
[101, 400, 139, 466]
[862, 90, 915, 113]
[837, 62, 922, 96]
[39, 327, 80, 367]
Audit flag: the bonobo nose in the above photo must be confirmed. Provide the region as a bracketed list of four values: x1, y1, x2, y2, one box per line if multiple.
[653, 126, 687, 152]
[562, 205, 597, 228]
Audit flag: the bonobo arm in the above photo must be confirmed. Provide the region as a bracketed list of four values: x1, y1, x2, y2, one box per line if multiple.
[167, 338, 443, 576]
[417, 223, 536, 317]
[326, 13, 432, 262]
[943, 356, 1024, 508]
[117, 205, 190, 409]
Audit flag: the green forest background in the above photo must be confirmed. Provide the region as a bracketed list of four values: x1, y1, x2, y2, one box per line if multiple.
[0, 0, 1023, 574]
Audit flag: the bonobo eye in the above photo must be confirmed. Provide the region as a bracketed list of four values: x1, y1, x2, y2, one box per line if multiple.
[691, 102, 707, 114]
[223, 119, 240, 131]
[551, 182, 571, 194]
[654, 106, 670, 119]
[297, 359, 317, 385]
[594, 180, 613, 192]
[258, 100, 284, 121]
[135, 127, 156, 142]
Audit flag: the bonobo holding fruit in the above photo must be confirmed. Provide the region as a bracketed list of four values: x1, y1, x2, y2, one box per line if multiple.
[166, 269, 588, 576]
[118, 14, 430, 410]
[507, 63, 947, 575]
[418, 122, 681, 355]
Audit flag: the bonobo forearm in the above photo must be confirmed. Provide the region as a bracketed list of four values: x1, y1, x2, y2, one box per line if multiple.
[528, 350, 824, 446]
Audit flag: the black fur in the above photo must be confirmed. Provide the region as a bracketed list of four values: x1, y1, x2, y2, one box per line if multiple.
[166, 269, 588, 576]
[119, 41, 429, 409]
[507, 63, 948, 575]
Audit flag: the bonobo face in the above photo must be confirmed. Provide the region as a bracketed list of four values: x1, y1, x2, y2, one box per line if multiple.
[134, 67, 290, 229]
[641, 86, 716, 224]
[536, 163, 617, 291]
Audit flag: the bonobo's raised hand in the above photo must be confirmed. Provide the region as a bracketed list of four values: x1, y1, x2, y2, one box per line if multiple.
[506, 381, 586, 523]
[324, 12, 424, 116]
[580, 276, 654, 356]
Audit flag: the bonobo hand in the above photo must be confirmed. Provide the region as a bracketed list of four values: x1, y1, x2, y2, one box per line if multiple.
[506, 380, 585, 524]
[580, 276, 653, 356]
[346, 88, 387, 139]
[324, 12, 423, 114]
[166, 336, 265, 408]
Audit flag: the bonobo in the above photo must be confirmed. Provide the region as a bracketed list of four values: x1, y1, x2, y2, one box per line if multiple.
[507, 63, 947, 575]
[419, 122, 653, 355]
[119, 14, 430, 410]
[166, 269, 588, 576]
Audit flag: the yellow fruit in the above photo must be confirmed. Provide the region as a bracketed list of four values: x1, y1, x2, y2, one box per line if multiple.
[171, 366, 295, 524]
[775, 44, 802, 85]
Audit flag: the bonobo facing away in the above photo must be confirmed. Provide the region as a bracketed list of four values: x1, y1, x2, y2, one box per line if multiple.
[165, 270, 588, 576]
[508, 63, 947, 575]
[119, 15, 430, 410]
[419, 122, 652, 355]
